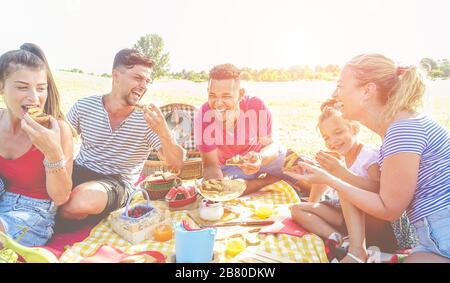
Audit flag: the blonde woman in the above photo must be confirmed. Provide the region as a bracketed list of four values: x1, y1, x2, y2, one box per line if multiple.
[286, 54, 450, 263]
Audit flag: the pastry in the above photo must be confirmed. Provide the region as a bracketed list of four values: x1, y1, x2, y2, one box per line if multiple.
[27, 107, 51, 128]
[225, 155, 248, 166]
[283, 150, 320, 172]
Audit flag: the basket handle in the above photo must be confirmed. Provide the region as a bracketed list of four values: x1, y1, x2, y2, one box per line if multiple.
[124, 188, 151, 217]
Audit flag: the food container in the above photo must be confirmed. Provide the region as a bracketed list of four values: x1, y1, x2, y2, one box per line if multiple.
[199, 199, 224, 221]
[141, 172, 182, 200]
[153, 223, 174, 242]
[165, 185, 197, 208]
[109, 189, 167, 244]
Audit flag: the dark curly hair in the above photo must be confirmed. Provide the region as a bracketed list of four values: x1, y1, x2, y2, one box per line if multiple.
[209, 63, 241, 80]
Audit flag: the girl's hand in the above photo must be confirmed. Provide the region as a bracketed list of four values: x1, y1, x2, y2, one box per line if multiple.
[239, 151, 262, 175]
[21, 114, 63, 161]
[315, 151, 348, 179]
[283, 161, 334, 185]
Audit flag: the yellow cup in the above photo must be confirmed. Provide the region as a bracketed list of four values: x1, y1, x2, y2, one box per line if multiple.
[254, 200, 274, 219]
[226, 238, 246, 257]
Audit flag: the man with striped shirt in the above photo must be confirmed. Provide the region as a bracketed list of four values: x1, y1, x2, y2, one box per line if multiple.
[57, 49, 184, 230]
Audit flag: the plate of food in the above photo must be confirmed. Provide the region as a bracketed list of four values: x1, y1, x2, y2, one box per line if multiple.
[225, 155, 249, 166]
[196, 179, 247, 202]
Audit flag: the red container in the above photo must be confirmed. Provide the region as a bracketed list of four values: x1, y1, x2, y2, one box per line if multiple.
[165, 186, 197, 208]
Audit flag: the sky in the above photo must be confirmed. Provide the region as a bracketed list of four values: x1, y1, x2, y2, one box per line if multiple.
[1, 0, 449, 74]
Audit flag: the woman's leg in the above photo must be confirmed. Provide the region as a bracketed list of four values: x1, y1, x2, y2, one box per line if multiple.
[403, 252, 450, 263]
[365, 214, 398, 253]
[290, 202, 344, 239]
[242, 174, 280, 195]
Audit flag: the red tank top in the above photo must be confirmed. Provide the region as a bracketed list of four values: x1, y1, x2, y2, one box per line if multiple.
[0, 145, 50, 200]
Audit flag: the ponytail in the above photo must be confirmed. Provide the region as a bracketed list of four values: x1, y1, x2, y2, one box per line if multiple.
[383, 66, 425, 120]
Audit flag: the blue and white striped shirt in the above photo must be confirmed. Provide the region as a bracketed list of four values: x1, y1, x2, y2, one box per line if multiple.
[378, 115, 450, 224]
[67, 95, 161, 184]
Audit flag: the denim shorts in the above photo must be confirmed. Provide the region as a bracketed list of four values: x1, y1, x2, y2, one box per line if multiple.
[220, 145, 298, 185]
[411, 205, 450, 259]
[0, 190, 57, 247]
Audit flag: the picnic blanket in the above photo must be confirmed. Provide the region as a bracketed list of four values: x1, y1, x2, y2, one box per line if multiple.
[59, 181, 328, 263]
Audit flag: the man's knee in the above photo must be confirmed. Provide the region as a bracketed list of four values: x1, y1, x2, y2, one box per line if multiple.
[62, 183, 107, 215]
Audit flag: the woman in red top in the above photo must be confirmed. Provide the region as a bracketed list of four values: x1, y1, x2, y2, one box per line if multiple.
[0, 43, 73, 247]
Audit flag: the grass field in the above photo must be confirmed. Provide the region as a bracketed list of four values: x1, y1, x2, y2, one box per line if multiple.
[1, 71, 449, 155]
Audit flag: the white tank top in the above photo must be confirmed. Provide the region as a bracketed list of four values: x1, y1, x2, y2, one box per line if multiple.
[324, 145, 379, 202]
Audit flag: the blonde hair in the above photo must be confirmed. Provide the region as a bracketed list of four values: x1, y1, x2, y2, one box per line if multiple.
[317, 98, 360, 134]
[346, 54, 426, 120]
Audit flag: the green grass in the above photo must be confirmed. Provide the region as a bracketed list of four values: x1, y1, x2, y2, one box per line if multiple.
[1, 71, 449, 156]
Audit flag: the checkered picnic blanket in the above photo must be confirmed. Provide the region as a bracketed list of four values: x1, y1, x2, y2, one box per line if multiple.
[58, 181, 328, 263]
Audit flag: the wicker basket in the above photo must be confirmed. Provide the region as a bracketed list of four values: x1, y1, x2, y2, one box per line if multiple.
[144, 103, 203, 180]
[141, 176, 182, 200]
[144, 152, 202, 180]
[109, 189, 167, 244]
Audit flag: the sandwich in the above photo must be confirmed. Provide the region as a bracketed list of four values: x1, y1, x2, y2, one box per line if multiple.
[283, 149, 320, 172]
[27, 107, 51, 128]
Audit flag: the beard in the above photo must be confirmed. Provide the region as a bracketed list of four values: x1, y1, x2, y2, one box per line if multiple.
[123, 89, 144, 106]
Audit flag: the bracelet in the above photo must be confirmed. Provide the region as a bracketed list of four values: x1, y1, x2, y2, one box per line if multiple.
[43, 157, 66, 171]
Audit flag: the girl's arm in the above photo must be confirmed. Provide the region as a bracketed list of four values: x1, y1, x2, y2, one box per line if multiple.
[284, 152, 419, 221]
[316, 151, 380, 192]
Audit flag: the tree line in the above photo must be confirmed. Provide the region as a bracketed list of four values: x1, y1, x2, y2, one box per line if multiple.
[60, 34, 450, 82]
[420, 58, 450, 80]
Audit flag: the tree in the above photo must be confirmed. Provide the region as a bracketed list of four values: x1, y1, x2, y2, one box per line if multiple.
[133, 34, 170, 79]
[420, 58, 437, 76]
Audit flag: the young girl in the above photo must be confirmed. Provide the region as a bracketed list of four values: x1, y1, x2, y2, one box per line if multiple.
[0, 43, 73, 247]
[288, 54, 449, 263]
[290, 99, 404, 262]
